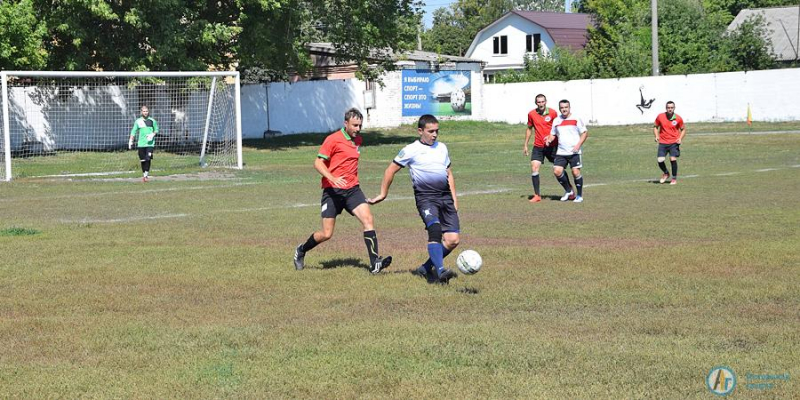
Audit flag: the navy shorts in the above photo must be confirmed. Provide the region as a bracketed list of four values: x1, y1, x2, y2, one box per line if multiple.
[138, 147, 154, 162]
[531, 145, 556, 163]
[416, 194, 460, 233]
[658, 143, 680, 158]
[553, 154, 582, 169]
[321, 185, 367, 218]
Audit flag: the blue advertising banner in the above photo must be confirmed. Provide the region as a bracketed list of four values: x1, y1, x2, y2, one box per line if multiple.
[401, 70, 472, 117]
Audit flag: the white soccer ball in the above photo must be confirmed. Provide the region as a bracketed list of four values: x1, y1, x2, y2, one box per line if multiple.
[456, 249, 482, 275]
[450, 89, 466, 112]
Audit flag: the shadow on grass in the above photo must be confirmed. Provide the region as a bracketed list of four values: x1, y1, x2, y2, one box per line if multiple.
[244, 130, 414, 152]
[319, 257, 369, 270]
[521, 194, 564, 202]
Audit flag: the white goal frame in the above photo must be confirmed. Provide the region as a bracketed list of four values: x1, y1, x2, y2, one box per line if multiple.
[1, 70, 243, 181]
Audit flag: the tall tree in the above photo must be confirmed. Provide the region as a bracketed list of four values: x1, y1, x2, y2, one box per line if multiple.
[0, 0, 48, 70]
[0, 0, 421, 78]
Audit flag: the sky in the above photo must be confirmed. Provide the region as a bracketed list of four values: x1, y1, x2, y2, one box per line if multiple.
[422, 0, 458, 28]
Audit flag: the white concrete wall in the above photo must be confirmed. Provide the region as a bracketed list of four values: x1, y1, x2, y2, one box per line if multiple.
[241, 63, 485, 137]
[5, 85, 234, 150]
[484, 68, 800, 125]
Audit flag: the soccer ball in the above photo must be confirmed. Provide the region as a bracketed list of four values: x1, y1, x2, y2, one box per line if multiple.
[456, 249, 482, 275]
[450, 89, 466, 112]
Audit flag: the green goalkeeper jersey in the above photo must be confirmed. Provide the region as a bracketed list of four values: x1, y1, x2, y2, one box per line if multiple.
[130, 117, 159, 147]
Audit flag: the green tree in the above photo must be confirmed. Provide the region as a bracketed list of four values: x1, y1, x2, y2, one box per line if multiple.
[496, 46, 595, 82]
[37, 0, 243, 71]
[580, 0, 651, 78]
[722, 14, 777, 70]
[0, 0, 48, 69]
[0, 0, 420, 79]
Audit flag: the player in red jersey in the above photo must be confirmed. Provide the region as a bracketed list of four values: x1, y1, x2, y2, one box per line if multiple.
[523, 94, 559, 203]
[653, 101, 686, 185]
[293, 108, 391, 274]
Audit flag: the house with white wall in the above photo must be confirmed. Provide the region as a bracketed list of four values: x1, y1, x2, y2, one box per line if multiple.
[465, 11, 593, 82]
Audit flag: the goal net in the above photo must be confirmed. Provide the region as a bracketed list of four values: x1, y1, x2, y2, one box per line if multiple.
[1, 71, 242, 181]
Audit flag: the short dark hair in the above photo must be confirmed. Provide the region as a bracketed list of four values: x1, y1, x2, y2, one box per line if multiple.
[535, 94, 546, 101]
[418, 114, 439, 129]
[666, 101, 675, 107]
[344, 107, 363, 121]
[559, 99, 570, 106]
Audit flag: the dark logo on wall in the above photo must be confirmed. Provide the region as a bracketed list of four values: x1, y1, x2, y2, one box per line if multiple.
[636, 85, 655, 114]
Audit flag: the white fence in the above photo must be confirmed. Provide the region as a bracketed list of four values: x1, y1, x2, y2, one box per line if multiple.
[238, 67, 800, 138]
[241, 67, 486, 137]
[483, 68, 800, 125]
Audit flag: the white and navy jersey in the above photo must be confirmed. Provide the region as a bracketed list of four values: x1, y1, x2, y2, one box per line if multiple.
[393, 140, 451, 197]
[551, 115, 588, 156]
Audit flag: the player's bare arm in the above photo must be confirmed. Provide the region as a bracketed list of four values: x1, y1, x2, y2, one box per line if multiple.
[314, 157, 347, 188]
[677, 126, 686, 144]
[573, 131, 589, 152]
[653, 126, 660, 142]
[523, 126, 533, 156]
[447, 167, 458, 212]
[368, 162, 402, 204]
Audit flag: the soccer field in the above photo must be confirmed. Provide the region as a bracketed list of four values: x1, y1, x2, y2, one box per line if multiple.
[1, 121, 798, 398]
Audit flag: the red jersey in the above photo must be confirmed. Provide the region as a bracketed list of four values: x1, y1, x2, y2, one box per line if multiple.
[318, 128, 362, 189]
[527, 107, 558, 148]
[654, 113, 685, 144]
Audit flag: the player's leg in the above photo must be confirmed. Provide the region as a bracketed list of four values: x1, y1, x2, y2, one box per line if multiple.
[553, 158, 574, 201]
[138, 148, 149, 182]
[351, 190, 391, 273]
[669, 145, 680, 184]
[294, 190, 340, 270]
[571, 155, 584, 202]
[530, 148, 543, 201]
[531, 160, 542, 197]
[418, 199, 460, 277]
[657, 144, 669, 183]
[293, 217, 335, 271]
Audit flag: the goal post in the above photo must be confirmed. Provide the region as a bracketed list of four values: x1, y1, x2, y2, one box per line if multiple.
[0, 70, 243, 181]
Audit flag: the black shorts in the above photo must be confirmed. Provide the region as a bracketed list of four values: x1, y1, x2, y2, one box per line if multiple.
[138, 147, 154, 162]
[531, 145, 556, 163]
[415, 194, 460, 233]
[658, 143, 680, 158]
[320, 185, 367, 218]
[553, 154, 582, 169]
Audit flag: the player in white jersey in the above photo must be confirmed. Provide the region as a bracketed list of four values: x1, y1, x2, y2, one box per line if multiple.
[368, 114, 459, 284]
[546, 99, 589, 203]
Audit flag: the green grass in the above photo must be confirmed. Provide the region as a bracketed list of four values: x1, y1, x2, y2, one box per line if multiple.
[0, 121, 798, 398]
[0, 227, 41, 236]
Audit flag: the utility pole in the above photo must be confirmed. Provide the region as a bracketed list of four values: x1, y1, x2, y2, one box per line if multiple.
[651, 0, 659, 76]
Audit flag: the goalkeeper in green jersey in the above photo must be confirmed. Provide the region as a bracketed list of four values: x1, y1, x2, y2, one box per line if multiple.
[129, 105, 159, 182]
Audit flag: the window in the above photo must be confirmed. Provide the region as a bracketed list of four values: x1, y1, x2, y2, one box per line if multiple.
[526, 34, 541, 53]
[493, 36, 508, 55]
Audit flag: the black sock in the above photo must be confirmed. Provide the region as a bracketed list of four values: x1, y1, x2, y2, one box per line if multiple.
[658, 161, 668, 174]
[670, 160, 678, 177]
[300, 234, 318, 253]
[363, 230, 379, 265]
[143, 160, 151, 173]
[575, 175, 583, 197]
[532, 173, 540, 195]
[557, 172, 572, 192]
